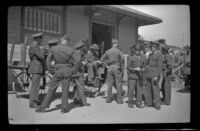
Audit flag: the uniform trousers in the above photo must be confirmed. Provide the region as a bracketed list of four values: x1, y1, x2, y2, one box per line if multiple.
[145, 78, 161, 107]
[30, 73, 41, 105]
[106, 66, 123, 102]
[39, 67, 73, 109]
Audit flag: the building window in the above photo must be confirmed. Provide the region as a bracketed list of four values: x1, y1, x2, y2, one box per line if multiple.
[24, 7, 62, 34]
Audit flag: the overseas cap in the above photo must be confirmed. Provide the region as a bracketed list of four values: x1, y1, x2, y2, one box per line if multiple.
[73, 41, 84, 49]
[90, 44, 100, 50]
[32, 32, 43, 38]
[61, 35, 71, 41]
[48, 39, 58, 44]
[161, 45, 170, 51]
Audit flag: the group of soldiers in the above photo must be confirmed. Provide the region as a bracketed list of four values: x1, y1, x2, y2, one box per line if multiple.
[27, 32, 173, 113]
[126, 42, 173, 109]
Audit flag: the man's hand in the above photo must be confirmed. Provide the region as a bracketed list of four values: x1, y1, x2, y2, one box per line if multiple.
[153, 77, 158, 81]
[134, 67, 141, 71]
[51, 61, 55, 66]
[82, 61, 87, 65]
[95, 60, 102, 64]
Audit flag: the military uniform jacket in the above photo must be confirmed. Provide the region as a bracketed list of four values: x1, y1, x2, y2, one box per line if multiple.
[145, 51, 164, 78]
[162, 54, 173, 70]
[74, 50, 84, 73]
[162, 54, 173, 76]
[127, 54, 147, 79]
[100, 47, 124, 69]
[28, 42, 44, 74]
[46, 44, 76, 73]
[86, 51, 99, 63]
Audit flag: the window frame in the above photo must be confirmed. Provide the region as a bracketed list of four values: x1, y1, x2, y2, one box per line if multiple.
[23, 6, 64, 36]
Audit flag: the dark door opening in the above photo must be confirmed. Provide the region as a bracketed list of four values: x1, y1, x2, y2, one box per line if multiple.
[92, 23, 112, 57]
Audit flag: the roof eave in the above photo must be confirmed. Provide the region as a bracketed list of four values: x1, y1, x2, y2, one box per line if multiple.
[94, 5, 162, 26]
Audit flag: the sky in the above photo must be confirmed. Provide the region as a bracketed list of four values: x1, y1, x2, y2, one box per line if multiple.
[125, 5, 190, 47]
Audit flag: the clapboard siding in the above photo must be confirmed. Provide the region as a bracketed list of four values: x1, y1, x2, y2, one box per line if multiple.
[8, 6, 21, 44]
[23, 6, 64, 46]
[92, 8, 117, 25]
[66, 6, 89, 47]
[119, 17, 138, 54]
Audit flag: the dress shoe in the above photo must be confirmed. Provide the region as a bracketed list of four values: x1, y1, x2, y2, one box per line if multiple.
[117, 99, 123, 104]
[106, 99, 111, 103]
[61, 108, 71, 113]
[136, 104, 144, 108]
[74, 99, 81, 105]
[33, 100, 41, 106]
[35, 107, 46, 113]
[30, 103, 39, 108]
[154, 105, 161, 110]
[128, 103, 133, 108]
[82, 103, 91, 106]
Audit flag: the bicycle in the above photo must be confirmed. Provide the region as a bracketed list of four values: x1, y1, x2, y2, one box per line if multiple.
[10, 65, 52, 98]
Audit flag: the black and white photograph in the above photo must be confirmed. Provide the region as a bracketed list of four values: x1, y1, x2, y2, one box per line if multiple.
[7, 5, 191, 124]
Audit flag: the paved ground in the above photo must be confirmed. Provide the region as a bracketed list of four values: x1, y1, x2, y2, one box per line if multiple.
[8, 85, 190, 124]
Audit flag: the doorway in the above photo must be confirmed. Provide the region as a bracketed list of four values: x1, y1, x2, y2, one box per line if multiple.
[91, 22, 114, 57]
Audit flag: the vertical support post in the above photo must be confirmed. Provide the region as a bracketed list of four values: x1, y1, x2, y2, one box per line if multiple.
[9, 33, 16, 66]
[88, 14, 92, 46]
[101, 41, 104, 57]
[23, 37, 28, 69]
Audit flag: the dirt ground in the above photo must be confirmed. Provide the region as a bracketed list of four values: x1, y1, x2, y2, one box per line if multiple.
[8, 85, 190, 124]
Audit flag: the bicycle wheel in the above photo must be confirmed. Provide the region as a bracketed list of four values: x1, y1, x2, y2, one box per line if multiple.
[14, 72, 32, 97]
[40, 73, 52, 94]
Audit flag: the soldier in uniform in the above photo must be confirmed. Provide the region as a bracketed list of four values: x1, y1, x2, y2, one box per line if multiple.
[127, 44, 147, 108]
[35, 35, 78, 113]
[144, 41, 163, 110]
[28, 33, 45, 108]
[160, 45, 173, 105]
[86, 44, 100, 84]
[100, 39, 125, 104]
[47, 39, 58, 75]
[72, 41, 91, 106]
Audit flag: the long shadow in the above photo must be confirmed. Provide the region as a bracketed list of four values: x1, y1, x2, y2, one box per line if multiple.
[18, 91, 76, 102]
[177, 88, 190, 93]
[84, 90, 96, 98]
[44, 101, 82, 113]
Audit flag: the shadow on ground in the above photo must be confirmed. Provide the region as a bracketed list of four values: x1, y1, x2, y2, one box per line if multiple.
[177, 88, 190, 93]
[44, 102, 83, 113]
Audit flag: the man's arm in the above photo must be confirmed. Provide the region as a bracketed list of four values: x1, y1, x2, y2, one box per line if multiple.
[155, 53, 164, 78]
[127, 56, 135, 72]
[100, 51, 107, 63]
[71, 50, 79, 74]
[119, 51, 125, 73]
[46, 49, 54, 71]
[34, 46, 45, 60]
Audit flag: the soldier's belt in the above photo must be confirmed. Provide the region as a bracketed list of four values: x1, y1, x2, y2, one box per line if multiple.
[54, 63, 72, 69]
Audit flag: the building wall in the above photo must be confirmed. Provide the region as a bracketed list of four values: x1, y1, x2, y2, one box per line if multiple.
[66, 6, 90, 47]
[23, 6, 64, 46]
[118, 16, 138, 54]
[8, 6, 22, 44]
[92, 8, 117, 26]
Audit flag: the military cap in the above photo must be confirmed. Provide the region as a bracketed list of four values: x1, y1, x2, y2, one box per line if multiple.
[134, 44, 143, 51]
[61, 34, 71, 41]
[161, 45, 170, 51]
[32, 32, 43, 38]
[150, 41, 160, 47]
[48, 39, 58, 44]
[90, 44, 100, 50]
[112, 39, 118, 44]
[73, 41, 84, 49]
